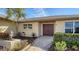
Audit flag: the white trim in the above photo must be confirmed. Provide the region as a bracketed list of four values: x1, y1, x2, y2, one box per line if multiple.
[73, 21, 75, 34]
[64, 22, 65, 33]
[41, 24, 43, 36]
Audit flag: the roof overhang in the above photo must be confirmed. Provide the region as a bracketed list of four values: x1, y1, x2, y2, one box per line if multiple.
[0, 15, 79, 23]
[0, 14, 16, 22]
[18, 15, 79, 23]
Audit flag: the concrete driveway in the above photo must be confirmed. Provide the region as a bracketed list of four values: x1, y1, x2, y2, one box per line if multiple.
[27, 36, 53, 51]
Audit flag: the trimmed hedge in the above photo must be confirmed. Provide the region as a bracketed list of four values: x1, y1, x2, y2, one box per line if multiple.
[54, 32, 79, 41]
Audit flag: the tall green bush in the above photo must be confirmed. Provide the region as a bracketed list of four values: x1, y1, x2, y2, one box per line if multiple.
[54, 32, 64, 42]
[54, 33, 79, 41]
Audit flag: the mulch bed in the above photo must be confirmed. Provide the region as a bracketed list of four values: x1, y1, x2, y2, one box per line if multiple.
[14, 36, 37, 44]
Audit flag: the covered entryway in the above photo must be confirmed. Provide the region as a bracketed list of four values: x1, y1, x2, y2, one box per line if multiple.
[43, 24, 54, 36]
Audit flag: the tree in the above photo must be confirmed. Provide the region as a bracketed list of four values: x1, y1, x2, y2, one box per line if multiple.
[6, 8, 25, 36]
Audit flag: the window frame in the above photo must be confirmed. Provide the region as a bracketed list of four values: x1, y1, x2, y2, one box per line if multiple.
[65, 21, 73, 33]
[64, 21, 79, 34]
[74, 22, 79, 33]
[23, 24, 27, 29]
[23, 24, 32, 29]
[28, 24, 32, 29]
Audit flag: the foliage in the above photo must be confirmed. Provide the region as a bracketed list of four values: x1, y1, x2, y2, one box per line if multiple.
[54, 40, 67, 51]
[53, 32, 64, 42]
[54, 32, 79, 41]
[72, 45, 78, 50]
[6, 8, 25, 20]
[71, 40, 78, 46]
[52, 32, 79, 51]
[6, 8, 25, 36]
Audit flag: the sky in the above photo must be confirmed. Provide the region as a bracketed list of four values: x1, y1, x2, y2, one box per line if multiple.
[1, 8, 79, 18]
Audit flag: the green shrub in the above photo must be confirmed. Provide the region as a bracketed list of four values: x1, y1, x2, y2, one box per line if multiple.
[71, 40, 78, 46]
[54, 33, 79, 41]
[65, 40, 70, 48]
[54, 41, 67, 51]
[54, 32, 65, 42]
[71, 40, 79, 50]
[72, 45, 78, 50]
[53, 32, 79, 51]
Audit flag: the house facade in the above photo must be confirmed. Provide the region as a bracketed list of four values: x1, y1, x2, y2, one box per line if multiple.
[0, 15, 79, 37]
[0, 17, 17, 36]
[18, 15, 79, 37]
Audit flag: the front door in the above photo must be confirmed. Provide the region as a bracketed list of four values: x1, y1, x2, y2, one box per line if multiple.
[43, 24, 54, 36]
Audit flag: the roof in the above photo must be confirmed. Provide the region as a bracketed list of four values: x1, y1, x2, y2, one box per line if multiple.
[0, 14, 15, 22]
[0, 14, 79, 22]
[18, 15, 79, 22]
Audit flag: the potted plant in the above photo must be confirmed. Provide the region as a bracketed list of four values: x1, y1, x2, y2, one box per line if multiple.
[32, 33, 36, 38]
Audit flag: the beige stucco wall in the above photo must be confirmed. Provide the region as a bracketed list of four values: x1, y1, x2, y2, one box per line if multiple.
[0, 19, 17, 36]
[18, 21, 55, 37]
[54, 20, 79, 33]
[18, 22, 39, 37]
[18, 19, 79, 37]
[54, 21, 65, 33]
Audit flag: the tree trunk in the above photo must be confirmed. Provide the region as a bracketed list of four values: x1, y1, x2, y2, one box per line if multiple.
[16, 18, 19, 38]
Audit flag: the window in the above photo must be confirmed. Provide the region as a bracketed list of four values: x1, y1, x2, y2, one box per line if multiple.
[23, 24, 27, 29]
[65, 21, 79, 33]
[23, 24, 32, 29]
[28, 24, 32, 29]
[65, 22, 73, 33]
[75, 22, 79, 33]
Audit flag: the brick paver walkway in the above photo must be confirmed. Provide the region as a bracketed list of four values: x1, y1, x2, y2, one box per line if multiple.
[26, 36, 53, 51]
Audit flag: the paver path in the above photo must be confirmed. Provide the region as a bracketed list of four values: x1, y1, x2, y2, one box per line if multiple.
[27, 36, 53, 51]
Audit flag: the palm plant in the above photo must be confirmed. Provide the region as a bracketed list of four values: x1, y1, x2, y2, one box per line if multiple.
[6, 8, 25, 36]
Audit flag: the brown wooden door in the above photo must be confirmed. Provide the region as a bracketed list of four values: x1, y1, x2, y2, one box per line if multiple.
[43, 24, 54, 36]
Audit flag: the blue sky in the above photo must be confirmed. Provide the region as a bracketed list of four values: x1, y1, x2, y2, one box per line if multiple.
[0, 8, 79, 18]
